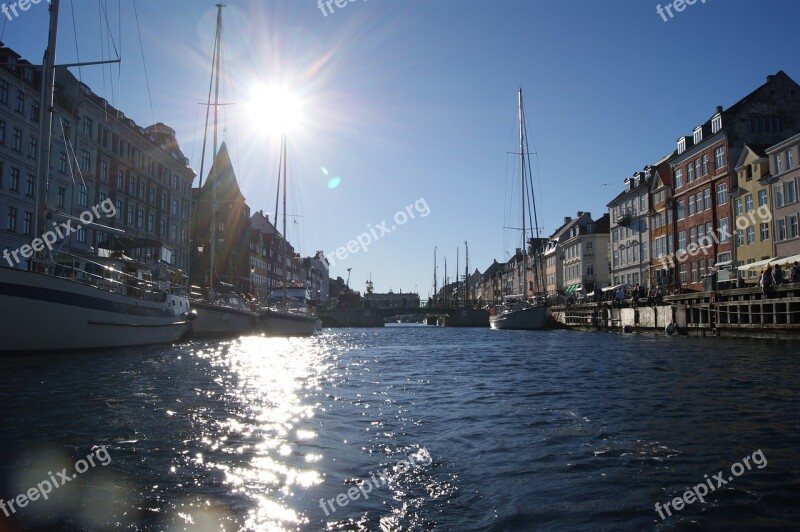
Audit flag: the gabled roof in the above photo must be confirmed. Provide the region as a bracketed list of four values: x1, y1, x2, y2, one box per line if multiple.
[199, 142, 245, 204]
[724, 71, 798, 119]
[735, 143, 771, 170]
[607, 175, 652, 206]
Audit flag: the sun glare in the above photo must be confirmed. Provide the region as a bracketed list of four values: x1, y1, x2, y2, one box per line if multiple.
[247, 83, 302, 138]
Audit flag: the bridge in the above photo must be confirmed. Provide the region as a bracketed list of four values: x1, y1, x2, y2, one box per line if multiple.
[317, 303, 489, 328]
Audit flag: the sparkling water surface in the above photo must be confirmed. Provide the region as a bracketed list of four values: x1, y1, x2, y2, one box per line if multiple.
[0, 327, 798, 531]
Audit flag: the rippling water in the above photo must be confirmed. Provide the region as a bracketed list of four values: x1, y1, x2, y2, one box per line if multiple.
[1, 327, 798, 531]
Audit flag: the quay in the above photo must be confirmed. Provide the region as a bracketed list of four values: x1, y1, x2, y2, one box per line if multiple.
[555, 284, 800, 339]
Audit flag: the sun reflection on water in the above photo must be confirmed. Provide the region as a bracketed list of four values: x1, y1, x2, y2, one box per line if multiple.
[186, 335, 335, 530]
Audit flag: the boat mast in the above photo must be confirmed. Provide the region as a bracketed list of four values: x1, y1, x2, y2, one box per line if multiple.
[33, 0, 59, 247]
[519, 88, 527, 301]
[433, 246, 437, 304]
[281, 133, 288, 309]
[465, 241, 469, 303]
[207, 3, 224, 303]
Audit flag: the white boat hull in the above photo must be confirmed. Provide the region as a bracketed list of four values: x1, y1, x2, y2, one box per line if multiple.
[259, 309, 318, 337]
[489, 306, 550, 330]
[0, 268, 192, 352]
[190, 302, 256, 338]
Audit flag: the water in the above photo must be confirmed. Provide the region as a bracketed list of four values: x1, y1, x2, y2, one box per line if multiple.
[0, 328, 798, 531]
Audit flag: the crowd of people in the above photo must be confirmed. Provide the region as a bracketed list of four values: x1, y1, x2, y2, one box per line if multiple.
[759, 261, 800, 297]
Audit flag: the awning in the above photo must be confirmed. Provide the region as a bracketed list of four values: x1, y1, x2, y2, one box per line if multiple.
[565, 284, 583, 294]
[771, 254, 800, 268]
[714, 260, 733, 268]
[602, 283, 630, 293]
[737, 256, 786, 272]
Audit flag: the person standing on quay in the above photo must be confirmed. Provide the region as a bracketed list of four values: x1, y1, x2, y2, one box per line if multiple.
[760, 266, 773, 298]
[772, 263, 784, 287]
[791, 261, 800, 283]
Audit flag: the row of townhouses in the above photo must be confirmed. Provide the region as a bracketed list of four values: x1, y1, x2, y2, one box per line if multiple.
[0, 43, 329, 304]
[469, 71, 800, 302]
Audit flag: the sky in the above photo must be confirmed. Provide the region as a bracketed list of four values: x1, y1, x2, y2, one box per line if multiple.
[2, 0, 799, 298]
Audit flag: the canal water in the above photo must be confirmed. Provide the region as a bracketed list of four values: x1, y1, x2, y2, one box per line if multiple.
[0, 327, 798, 531]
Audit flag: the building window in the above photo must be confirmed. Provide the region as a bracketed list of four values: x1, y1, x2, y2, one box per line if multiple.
[10, 168, 19, 191]
[78, 184, 88, 206]
[746, 226, 755, 244]
[675, 168, 683, 188]
[790, 214, 799, 239]
[12, 128, 22, 151]
[127, 205, 134, 225]
[776, 153, 783, 174]
[147, 213, 155, 232]
[159, 219, 166, 237]
[172, 199, 179, 215]
[719, 218, 729, 243]
[745, 194, 754, 212]
[691, 262, 699, 283]
[137, 209, 144, 228]
[702, 154, 709, 175]
[100, 160, 108, 182]
[80, 150, 90, 172]
[0, 80, 8, 104]
[704, 188, 711, 210]
[786, 180, 797, 204]
[57, 186, 65, 208]
[680, 264, 688, 284]
[115, 200, 122, 221]
[83, 116, 93, 137]
[777, 218, 786, 241]
[735, 198, 743, 216]
[23, 211, 32, 235]
[7, 206, 16, 231]
[714, 146, 725, 169]
[678, 137, 686, 154]
[774, 183, 784, 208]
[758, 189, 768, 207]
[693, 128, 703, 145]
[712, 114, 722, 134]
[788, 149, 795, 170]
[27, 136, 37, 159]
[148, 187, 156, 205]
[677, 201, 685, 219]
[696, 192, 703, 212]
[59, 152, 67, 173]
[77, 227, 86, 243]
[117, 170, 124, 189]
[25, 174, 34, 197]
[716, 183, 728, 205]
[760, 223, 769, 241]
[688, 162, 694, 183]
[689, 227, 697, 245]
[171, 224, 178, 241]
[15, 90, 24, 113]
[689, 195, 695, 216]
[0, 120, 5, 144]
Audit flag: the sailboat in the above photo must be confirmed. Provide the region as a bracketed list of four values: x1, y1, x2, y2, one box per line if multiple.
[489, 88, 551, 330]
[187, 3, 257, 338]
[0, 0, 196, 352]
[256, 135, 319, 336]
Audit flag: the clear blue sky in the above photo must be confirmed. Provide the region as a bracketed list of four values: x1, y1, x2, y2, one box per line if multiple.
[3, 0, 798, 297]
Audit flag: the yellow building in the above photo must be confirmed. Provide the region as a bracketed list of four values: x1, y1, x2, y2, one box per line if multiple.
[732, 144, 774, 280]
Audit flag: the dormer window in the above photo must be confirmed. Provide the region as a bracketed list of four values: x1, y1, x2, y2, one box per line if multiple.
[693, 126, 703, 145]
[677, 137, 686, 154]
[711, 113, 722, 134]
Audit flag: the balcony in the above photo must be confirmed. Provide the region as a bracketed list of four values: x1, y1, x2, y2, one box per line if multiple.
[616, 211, 632, 227]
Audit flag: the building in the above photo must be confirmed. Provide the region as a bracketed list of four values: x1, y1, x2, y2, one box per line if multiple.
[0, 44, 194, 270]
[363, 290, 420, 309]
[608, 171, 652, 288]
[732, 144, 774, 279]
[560, 213, 610, 295]
[192, 142, 251, 291]
[648, 155, 678, 290]
[304, 251, 330, 305]
[669, 72, 800, 291]
[766, 133, 800, 257]
[542, 212, 594, 296]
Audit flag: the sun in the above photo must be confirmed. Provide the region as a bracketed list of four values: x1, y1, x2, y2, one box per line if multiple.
[247, 83, 302, 138]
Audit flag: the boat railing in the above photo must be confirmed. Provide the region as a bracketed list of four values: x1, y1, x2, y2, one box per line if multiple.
[30, 250, 185, 302]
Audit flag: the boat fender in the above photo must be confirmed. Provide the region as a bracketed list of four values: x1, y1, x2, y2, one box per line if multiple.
[665, 323, 675, 335]
[622, 325, 633, 333]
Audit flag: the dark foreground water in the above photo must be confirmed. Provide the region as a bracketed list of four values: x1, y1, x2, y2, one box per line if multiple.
[0, 327, 798, 531]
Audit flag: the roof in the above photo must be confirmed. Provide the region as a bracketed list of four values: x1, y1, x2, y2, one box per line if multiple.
[198, 142, 245, 204]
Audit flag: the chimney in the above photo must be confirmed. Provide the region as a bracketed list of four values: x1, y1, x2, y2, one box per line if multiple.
[577, 211, 584, 217]
[716, 105, 723, 113]
[564, 216, 572, 225]
[767, 74, 775, 82]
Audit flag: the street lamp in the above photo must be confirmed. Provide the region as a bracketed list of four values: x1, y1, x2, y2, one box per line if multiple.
[250, 266, 255, 294]
[346, 267, 352, 293]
